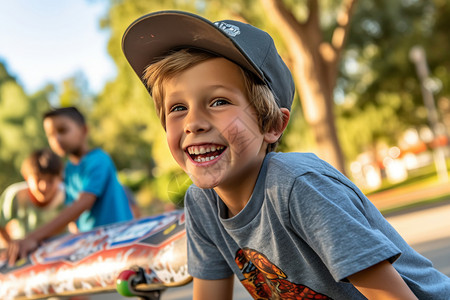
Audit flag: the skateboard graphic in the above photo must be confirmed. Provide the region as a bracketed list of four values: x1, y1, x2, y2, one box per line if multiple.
[0, 209, 192, 300]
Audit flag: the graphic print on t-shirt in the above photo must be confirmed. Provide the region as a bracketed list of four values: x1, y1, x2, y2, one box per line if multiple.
[235, 248, 331, 299]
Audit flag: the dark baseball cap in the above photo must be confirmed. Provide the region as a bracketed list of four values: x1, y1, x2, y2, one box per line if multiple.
[122, 10, 295, 110]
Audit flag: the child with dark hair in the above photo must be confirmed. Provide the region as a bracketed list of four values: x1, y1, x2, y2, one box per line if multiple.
[4, 107, 133, 265]
[0, 149, 65, 247]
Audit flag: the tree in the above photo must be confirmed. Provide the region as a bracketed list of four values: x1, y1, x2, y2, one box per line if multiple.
[337, 0, 449, 163]
[259, 0, 357, 173]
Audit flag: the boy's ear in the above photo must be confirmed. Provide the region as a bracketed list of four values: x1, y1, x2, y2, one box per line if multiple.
[82, 124, 89, 136]
[264, 108, 290, 144]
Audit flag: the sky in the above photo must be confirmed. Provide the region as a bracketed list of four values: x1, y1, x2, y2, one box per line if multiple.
[0, 0, 116, 94]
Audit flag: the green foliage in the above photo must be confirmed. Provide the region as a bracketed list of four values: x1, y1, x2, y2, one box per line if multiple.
[90, 0, 203, 207]
[0, 62, 52, 192]
[278, 100, 315, 153]
[337, 92, 407, 161]
[59, 73, 94, 109]
[336, 0, 450, 162]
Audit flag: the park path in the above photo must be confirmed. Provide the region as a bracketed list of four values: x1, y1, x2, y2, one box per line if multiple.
[386, 202, 450, 245]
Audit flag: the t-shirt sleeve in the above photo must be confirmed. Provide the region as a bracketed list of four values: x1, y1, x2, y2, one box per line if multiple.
[289, 172, 401, 282]
[81, 153, 112, 197]
[185, 188, 234, 280]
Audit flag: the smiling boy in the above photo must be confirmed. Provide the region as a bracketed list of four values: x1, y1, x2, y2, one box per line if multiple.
[161, 55, 285, 217]
[122, 11, 450, 299]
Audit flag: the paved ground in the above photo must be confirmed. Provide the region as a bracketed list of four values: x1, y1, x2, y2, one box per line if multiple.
[385, 201, 450, 245]
[386, 201, 450, 277]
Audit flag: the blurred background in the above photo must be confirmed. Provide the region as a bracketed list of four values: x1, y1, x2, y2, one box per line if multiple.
[1, 0, 450, 216]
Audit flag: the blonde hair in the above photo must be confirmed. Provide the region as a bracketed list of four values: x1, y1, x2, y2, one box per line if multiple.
[143, 49, 284, 152]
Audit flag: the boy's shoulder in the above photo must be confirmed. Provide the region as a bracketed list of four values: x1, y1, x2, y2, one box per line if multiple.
[264, 152, 338, 179]
[85, 148, 109, 159]
[68, 149, 110, 166]
[66, 149, 115, 177]
[186, 152, 342, 198]
[262, 152, 355, 200]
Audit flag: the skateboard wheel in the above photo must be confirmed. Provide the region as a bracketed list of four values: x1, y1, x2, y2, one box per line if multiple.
[116, 269, 136, 297]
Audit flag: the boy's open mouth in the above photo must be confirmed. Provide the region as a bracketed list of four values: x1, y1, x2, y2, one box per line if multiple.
[186, 144, 226, 163]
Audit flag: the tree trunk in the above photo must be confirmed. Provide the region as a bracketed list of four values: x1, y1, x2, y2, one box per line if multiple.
[262, 0, 357, 174]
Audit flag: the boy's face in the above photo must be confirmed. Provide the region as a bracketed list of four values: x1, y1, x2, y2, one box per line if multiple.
[43, 116, 87, 157]
[164, 58, 274, 190]
[26, 173, 61, 204]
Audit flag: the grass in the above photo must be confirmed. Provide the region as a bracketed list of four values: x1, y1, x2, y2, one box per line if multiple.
[365, 164, 442, 196]
[380, 194, 450, 216]
[363, 160, 450, 215]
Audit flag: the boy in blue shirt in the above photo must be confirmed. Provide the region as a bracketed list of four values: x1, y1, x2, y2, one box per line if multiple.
[122, 11, 450, 299]
[6, 107, 133, 265]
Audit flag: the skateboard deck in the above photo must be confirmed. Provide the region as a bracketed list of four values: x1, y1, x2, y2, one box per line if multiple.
[0, 209, 191, 300]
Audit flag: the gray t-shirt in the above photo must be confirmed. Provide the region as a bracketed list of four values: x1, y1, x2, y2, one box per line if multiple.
[185, 152, 450, 299]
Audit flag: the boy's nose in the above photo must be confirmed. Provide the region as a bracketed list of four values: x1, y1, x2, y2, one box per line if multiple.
[184, 109, 211, 134]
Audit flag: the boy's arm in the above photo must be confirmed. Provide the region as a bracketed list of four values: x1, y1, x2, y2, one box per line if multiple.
[28, 192, 96, 241]
[193, 276, 234, 300]
[348, 260, 418, 299]
[7, 192, 96, 265]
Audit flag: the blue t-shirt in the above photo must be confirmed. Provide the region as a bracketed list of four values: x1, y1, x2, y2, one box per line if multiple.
[65, 149, 133, 231]
[185, 152, 450, 299]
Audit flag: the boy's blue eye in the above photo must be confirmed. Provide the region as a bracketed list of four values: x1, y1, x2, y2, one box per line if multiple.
[170, 105, 186, 112]
[211, 99, 229, 107]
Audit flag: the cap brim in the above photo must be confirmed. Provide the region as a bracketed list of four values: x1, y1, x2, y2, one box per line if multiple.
[122, 11, 262, 86]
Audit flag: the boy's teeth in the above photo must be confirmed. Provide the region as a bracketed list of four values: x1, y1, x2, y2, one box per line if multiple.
[188, 145, 224, 155]
[194, 155, 219, 162]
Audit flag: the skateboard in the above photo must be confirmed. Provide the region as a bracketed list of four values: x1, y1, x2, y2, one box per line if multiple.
[0, 209, 192, 300]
